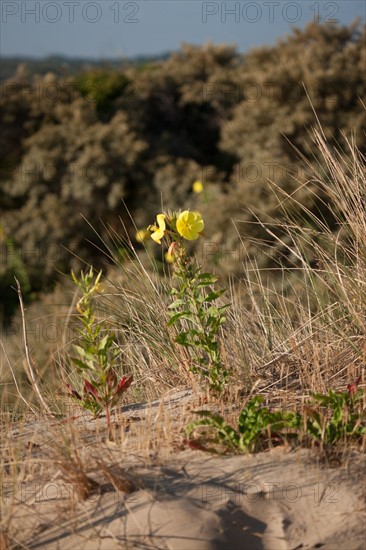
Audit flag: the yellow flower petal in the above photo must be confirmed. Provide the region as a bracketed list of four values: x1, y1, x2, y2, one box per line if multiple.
[165, 251, 174, 263]
[150, 214, 166, 244]
[135, 229, 149, 243]
[176, 211, 204, 241]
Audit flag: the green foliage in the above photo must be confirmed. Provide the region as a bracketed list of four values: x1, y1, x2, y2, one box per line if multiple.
[186, 389, 365, 453]
[168, 263, 229, 392]
[186, 396, 301, 453]
[67, 268, 132, 425]
[304, 389, 366, 445]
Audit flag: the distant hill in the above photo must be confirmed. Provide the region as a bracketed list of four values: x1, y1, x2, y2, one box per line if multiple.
[0, 53, 171, 81]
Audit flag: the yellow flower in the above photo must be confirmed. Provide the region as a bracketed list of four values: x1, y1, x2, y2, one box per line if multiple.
[165, 251, 174, 264]
[135, 229, 149, 243]
[150, 214, 166, 244]
[192, 180, 204, 193]
[176, 210, 204, 241]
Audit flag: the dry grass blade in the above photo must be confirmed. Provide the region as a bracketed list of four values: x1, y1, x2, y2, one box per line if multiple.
[58, 464, 100, 501]
[14, 277, 54, 417]
[95, 459, 138, 494]
[0, 530, 9, 550]
[51, 445, 101, 501]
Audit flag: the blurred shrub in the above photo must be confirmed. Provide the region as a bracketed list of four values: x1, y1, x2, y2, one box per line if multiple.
[0, 21, 365, 322]
[75, 69, 131, 118]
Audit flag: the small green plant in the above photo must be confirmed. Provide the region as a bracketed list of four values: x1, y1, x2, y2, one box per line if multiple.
[185, 384, 365, 454]
[147, 210, 229, 392]
[304, 382, 366, 446]
[186, 396, 301, 453]
[66, 268, 132, 427]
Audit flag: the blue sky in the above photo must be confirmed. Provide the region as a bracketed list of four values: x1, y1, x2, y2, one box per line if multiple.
[1, 1, 365, 59]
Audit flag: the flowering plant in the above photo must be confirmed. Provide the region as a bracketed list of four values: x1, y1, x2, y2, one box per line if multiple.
[148, 211, 229, 392]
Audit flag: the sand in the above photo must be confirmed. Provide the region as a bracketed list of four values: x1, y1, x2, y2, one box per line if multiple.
[2, 390, 365, 549]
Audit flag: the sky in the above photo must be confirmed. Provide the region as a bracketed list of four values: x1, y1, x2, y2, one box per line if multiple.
[1, 1, 365, 59]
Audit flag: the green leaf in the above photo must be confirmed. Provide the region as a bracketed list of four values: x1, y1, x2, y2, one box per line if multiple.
[168, 299, 186, 309]
[98, 334, 115, 352]
[175, 332, 189, 346]
[95, 270, 103, 286]
[70, 357, 93, 371]
[203, 290, 226, 302]
[197, 273, 218, 282]
[71, 270, 79, 286]
[167, 311, 194, 326]
[186, 411, 240, 449]
[73, 344, 87, 358]
[206, 340, 218, 352]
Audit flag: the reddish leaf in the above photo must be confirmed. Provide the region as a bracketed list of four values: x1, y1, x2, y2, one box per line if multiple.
[347, 376, 362, 397]
[84, 379, 102, 403]
[116, 375, 133, 396]
[106, 369, 117, 388]
[184, 438, 208, 451]
[304, 406, 318, 418]
[65, 384, 81, 400]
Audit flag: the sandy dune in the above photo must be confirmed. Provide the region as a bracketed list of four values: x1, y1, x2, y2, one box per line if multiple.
[2, 390, 365, 549]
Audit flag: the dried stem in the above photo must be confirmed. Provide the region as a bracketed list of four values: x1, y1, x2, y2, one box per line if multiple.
[0, 339, 38, 415]
[15, 277, 54, 417]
